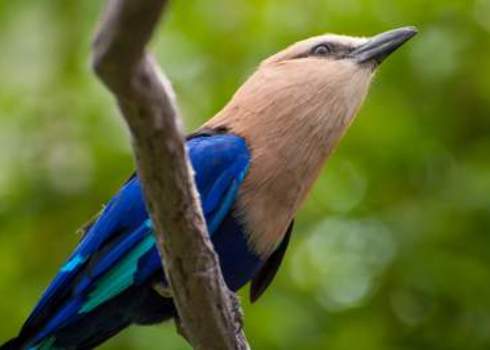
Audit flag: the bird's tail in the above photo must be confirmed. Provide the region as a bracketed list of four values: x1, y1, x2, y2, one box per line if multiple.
[0, 319, 131, 350]
[0, 337, 23, 350]
[1, 287, 176, 350]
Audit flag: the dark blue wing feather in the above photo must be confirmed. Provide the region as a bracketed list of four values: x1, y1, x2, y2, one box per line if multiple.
[24, 177, 148, 332]
[22, 134, 250, 347]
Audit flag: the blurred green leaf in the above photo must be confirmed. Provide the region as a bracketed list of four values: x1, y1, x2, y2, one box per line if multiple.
[1, 0, 489, 349]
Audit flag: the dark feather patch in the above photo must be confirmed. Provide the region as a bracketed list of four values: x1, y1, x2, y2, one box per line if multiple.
[186, 126, 229, 140]
[249, 220, 294, 303]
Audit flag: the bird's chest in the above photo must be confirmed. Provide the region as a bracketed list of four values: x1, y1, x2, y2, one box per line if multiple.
[235, 145, 325, 257]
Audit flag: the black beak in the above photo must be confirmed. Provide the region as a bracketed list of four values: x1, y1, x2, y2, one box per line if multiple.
[350, 26, 417, 65]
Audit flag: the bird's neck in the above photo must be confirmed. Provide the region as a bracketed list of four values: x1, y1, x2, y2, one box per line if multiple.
[204, 73, 362, 257]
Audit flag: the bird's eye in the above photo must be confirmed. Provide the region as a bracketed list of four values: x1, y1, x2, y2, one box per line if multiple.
[311, 44, 332, 56]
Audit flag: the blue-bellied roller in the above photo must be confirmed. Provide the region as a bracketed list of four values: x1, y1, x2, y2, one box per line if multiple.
[1, 27, 417, 350]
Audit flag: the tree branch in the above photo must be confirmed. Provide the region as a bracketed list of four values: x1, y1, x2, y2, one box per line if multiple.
[92, 0, 250, 349]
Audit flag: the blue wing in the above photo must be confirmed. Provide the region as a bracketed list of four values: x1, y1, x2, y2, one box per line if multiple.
[22, 133, 251, 346]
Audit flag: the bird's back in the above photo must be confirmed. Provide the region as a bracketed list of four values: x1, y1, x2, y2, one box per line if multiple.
[1, 133, 259, 350]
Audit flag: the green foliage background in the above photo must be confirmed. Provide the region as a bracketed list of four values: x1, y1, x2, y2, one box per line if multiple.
[1, 0, 490, 349]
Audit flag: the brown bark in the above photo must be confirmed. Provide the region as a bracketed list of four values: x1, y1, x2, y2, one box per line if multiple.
[92, 0, 250, 349]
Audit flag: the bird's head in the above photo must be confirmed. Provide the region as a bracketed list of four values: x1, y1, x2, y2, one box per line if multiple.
[259, 26, 417, 119]
[210, 27, 417, 147]
[264, 26, 417, 67]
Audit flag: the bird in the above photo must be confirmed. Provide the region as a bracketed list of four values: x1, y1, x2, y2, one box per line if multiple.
[1, 26, 417, 350]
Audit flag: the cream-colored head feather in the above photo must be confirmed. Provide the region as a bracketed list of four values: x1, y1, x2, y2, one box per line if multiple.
[205, 28, 417, 257]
